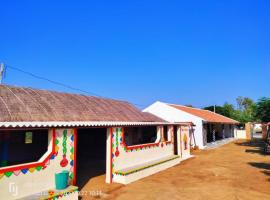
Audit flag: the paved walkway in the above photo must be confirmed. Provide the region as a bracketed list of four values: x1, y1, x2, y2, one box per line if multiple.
[205, 137, 236, 150]
[81, 139, 270, 200]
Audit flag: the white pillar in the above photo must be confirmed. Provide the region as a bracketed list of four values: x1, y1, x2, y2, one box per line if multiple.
[106, 128, 112, 183]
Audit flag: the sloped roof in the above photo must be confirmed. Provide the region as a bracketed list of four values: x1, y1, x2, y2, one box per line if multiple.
[0, 85, 166, 126]
[169, 104, 239, 124]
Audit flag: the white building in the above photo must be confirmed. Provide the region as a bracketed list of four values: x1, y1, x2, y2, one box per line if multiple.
[144, 101, 239, 149]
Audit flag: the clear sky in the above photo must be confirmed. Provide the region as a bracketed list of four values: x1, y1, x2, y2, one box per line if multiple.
[1, 0, 270, 109]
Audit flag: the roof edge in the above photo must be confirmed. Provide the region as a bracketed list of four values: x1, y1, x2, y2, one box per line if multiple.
[167, 103, 239, 124]
[0, 121, 194, 128]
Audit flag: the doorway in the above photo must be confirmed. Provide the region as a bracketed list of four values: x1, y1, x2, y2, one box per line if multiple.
[76, 128, 107, 189]
[173, 126, 178, 155]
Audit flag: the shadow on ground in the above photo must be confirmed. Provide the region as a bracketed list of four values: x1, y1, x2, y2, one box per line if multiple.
[236, 139, 270, 181]
[248, 162, 270, 181]
[248, 162, 270, 170]
[235, 139, 270, 156]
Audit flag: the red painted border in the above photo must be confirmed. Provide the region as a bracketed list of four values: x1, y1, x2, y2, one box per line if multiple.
[121, 127, 161, 150]
[110, 128, 113, 183]
[0, 129, 56, 173]
[73, 128, 77, 185]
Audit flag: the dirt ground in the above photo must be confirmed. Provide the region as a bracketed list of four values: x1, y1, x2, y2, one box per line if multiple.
[80, 140, 270, 200]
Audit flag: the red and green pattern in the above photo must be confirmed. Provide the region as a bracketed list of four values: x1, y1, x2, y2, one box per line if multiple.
[0, 131, 58, 179]
[69, 130, 75, 182]
[40, 187, 78, 200]
[119, 127, 160, 152]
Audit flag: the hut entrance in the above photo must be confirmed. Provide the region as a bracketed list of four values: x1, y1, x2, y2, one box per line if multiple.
[173, 126, 178, 155]
[76, 128, 107, 189]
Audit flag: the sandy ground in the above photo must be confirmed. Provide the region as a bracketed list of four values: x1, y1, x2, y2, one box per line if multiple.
[80, 140, 270, 200]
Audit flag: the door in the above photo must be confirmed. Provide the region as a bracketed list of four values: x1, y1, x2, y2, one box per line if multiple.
[173, 126, 178, 155]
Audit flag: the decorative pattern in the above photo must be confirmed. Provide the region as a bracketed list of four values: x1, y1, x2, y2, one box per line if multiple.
[115, 128, 120, 157]
[183, 134, 188, 150]
[60, 130, 68, 167]
[0, 130, 58, 179]
[120, 128, 160, 152]
[40, 187, 78, 200]
[69, 130, 75, 182]
[111, 128, 115, 179]
[115, 156, 180, 176]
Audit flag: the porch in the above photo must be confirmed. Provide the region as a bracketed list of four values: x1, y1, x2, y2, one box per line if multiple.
[203, 123, 236, 147]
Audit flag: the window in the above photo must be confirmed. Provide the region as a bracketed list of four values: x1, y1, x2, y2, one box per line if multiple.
[25, 132, 33, 144]
[0, 129, 48, 167]
[124, 126, 157, 146]
[163, 126, 168, 141]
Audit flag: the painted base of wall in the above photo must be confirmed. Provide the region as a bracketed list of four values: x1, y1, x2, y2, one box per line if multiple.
[181, 155, 194, 161]
[113, 157, 181, 184]
[18, 186, 78, 200]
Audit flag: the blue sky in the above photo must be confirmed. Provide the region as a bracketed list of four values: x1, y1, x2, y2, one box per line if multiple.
[1, 0, 270, 109]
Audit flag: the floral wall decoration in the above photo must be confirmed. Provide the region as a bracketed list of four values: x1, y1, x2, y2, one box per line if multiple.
[60, 130, 68, 167]
[69, 130, 75, 182]
[111, 128, 115, 178]
[115, 128, 120, 157]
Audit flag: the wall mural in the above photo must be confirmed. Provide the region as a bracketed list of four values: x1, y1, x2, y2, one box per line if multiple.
[184, 134, 188, 150]
[60, 130, 68, 167]
[69, 130, 75, 182]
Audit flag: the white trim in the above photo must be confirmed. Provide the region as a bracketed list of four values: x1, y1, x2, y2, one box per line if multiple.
[0, 121, 191, 128]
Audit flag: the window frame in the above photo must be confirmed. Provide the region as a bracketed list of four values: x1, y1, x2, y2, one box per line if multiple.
[0, 129, 56, 173]
[163, 126, 172, 144]
[121, 126, 161, 150]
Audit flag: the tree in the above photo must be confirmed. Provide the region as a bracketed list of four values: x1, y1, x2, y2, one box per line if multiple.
[222, 103, 235, 119]
[255, 97, 270, 122]
[203, 97, 257, 124]
[236, 96, 255, 111]
[203, 105, 226, 116]
[235, 96, 257, 123]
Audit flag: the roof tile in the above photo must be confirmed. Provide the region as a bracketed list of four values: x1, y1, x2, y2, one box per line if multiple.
[169, 104, 239, 124]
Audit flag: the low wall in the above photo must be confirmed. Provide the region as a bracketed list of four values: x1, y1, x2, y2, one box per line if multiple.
[235, 130, 247, 139]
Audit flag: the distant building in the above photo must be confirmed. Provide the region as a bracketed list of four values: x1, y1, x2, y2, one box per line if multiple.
[144, 101, 239, 149]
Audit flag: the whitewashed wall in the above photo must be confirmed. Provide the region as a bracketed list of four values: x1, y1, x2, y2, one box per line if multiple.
[112, 126, 174, 171]
[143, 101, 205, 149]
[109, 125, 191, 184]
[235, 130, 247, 139]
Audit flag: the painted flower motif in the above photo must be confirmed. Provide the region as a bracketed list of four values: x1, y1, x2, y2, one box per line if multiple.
[48, 190, 55, 196]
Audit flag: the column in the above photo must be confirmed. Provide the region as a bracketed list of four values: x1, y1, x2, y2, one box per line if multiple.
[212, 129, 216, 142]
[222, 125, 225, 139]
